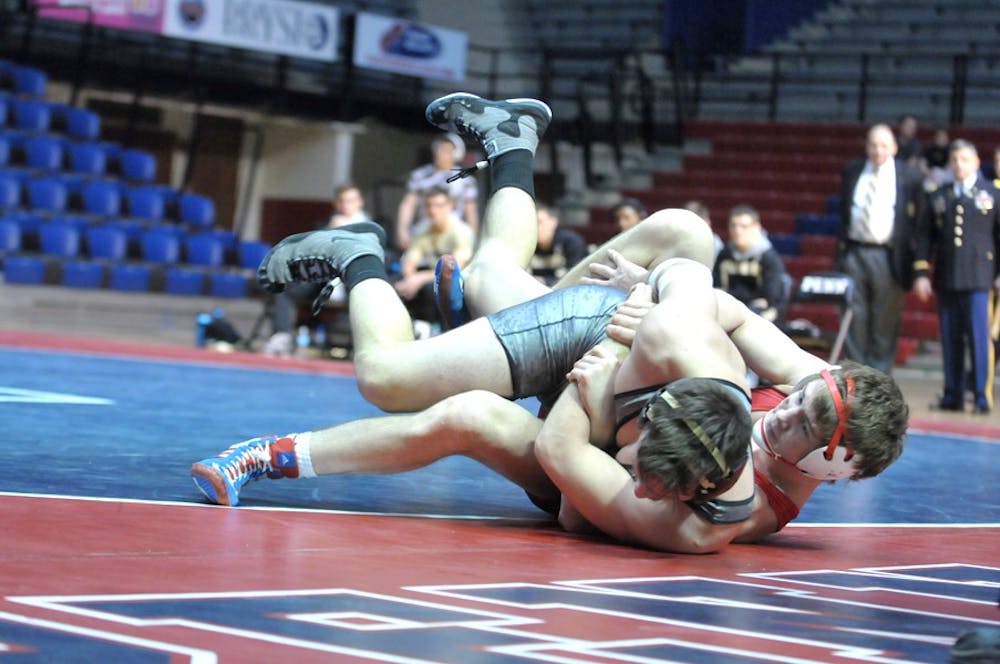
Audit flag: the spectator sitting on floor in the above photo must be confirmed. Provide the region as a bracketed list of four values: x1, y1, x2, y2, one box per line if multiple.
[610, 198, 647, 234]
[264, 183, 373, 356]
[529, 203, 587, 286]
[395, 133, 479, 250]
[394, 187, 474, 336]
[712, 204, 788, 323]
[683, 198, 724, 261]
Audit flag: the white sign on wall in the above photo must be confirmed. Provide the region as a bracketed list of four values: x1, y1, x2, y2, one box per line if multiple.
[162, 0, 340, 62]
[353, 12, 467, 83]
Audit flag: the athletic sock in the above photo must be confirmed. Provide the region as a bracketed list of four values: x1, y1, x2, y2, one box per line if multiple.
[292, 431, 317, 478]
[269, 432, 317, 479]
[489, 149, 535, 198]
[343, 255, 388, 291]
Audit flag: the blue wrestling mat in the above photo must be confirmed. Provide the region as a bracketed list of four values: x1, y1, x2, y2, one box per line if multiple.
[1, 346, 997, 524]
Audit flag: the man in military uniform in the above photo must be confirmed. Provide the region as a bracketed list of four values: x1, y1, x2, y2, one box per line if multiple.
[837, 124, 925, 374]
[913, 139, 1000, 414]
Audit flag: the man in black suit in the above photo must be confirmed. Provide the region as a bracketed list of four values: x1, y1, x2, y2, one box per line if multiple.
[837, 123, 925, 374]
[913, 139, 1000, 414]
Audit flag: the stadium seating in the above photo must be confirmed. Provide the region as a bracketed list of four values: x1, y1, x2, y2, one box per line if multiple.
[25, 177, 68, 213]
[0, 216, 20, 252]
[80, 179, 122, 218]
[12, 99, 50, 132]
[85, 225, 128, 261]
[164, 267, 205, 296]
[109, 263, 151, 292]
[67, 142, 108, 176]
[179, 193, 215, 230]
[24, 134, 64, 172]
[61, 260, 103, 288]
[184, 233, 225, 268]
[209, 272, 249, 298]
[140, 227, 181, 264]
[0, 171, 19, 209]
[3, 255, 45, 284]
[39, 220, 81, 257]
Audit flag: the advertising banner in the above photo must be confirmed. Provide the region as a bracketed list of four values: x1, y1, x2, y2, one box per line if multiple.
[353, 12, 467, 83]
[34, 0, 165, 33]
[162, 0, 340, 62]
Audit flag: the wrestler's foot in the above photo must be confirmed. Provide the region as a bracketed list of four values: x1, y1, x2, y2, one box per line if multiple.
[433, 254, 469, 330]
[425, 93, 551, 160]
[191, 435, 299, 506]
[257, 221, 386, 294]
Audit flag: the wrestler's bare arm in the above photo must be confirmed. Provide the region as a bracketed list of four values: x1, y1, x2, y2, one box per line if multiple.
[536, 364, 743, 553]
[712, 290, 829, 386]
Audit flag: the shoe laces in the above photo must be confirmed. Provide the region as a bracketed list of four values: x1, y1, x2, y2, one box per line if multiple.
[217, 438, 273, 486]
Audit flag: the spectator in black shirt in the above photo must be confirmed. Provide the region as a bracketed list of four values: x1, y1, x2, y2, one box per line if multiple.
[530, 204, 587, 286]
[712, 204, 788, 323]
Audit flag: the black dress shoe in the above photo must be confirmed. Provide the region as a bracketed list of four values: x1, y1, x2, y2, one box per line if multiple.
[972, 403, 992, 415]
[930, 399, 963, 412]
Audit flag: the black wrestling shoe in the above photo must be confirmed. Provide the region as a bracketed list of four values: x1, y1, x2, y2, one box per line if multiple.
[257, 221, 386, 294]
[425, 93, 551, 160]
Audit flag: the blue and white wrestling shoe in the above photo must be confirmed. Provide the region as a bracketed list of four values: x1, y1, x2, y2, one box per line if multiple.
[191, 435, 298, 507]
[433, 254, 469, 330]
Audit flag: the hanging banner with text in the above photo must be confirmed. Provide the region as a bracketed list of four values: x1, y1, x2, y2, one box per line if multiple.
[34, 0, 340, 62]
[34, 0, 164, 33]
[352, 12, 467, 83]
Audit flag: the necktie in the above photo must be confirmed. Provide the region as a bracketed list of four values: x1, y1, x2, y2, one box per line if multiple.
[858, 172, 879, 239]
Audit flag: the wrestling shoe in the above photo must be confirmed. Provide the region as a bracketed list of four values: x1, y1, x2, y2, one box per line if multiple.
[257, 221, 386, 294]
[190, 435, 299, 507]
[433, 254, 469, 330]
[425, 93, 551, 160]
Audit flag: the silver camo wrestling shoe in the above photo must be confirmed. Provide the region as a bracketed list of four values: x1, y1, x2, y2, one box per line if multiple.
[257, 221, 386, 294]
[425, 93, 551, 160]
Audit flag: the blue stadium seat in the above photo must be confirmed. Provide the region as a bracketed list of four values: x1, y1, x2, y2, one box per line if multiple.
[109, 263, 150, 292]
[81, 179, 122, 217]
[0, 95, 8, 126]
[24, 134, 64, 172]
[12, 99, 50, 133]
[3, 255, 45, 285]
[120, 149, 156, 183]
[769, 233, 801, 256]
[13, 66, 47, 98]
[67, 142, 107, 175]
[25, 177, 68, 213]
[164, 267, 205, 296]
[61, 260, 103, 288]
[180, 193, 215, 229]
[39, 220, 81, 257]
[237, 240, 270, 270]
[125, 185, 164, 220]
[65, 108, 100, 141]
[0, 216, 20, 252]
[85, 225, 128, 261]
[184, 233, 225, 267]
[141, 227, 181, 264]
[0, 171, 20, 209]
[9, 211, 41, 247]
[0, 132, 9, 166]
[794, 213, 840, 237]
[209, 272, 248, 298]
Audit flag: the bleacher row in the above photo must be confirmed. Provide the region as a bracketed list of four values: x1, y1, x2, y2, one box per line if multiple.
[0, 58, 271, 298]
[586, 119, 959, 361]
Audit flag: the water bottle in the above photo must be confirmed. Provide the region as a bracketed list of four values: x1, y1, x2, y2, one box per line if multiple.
[314, 324, 327, 349]
[295, 325, 312, 356]
[195, 312, 212, 347]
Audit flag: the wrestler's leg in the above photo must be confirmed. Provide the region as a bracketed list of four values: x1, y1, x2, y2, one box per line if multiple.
[424, 93, 552, 317]
[191, 390, 556, 507]
[553, 208, 715, 289]
[463, 186, 550, 317]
